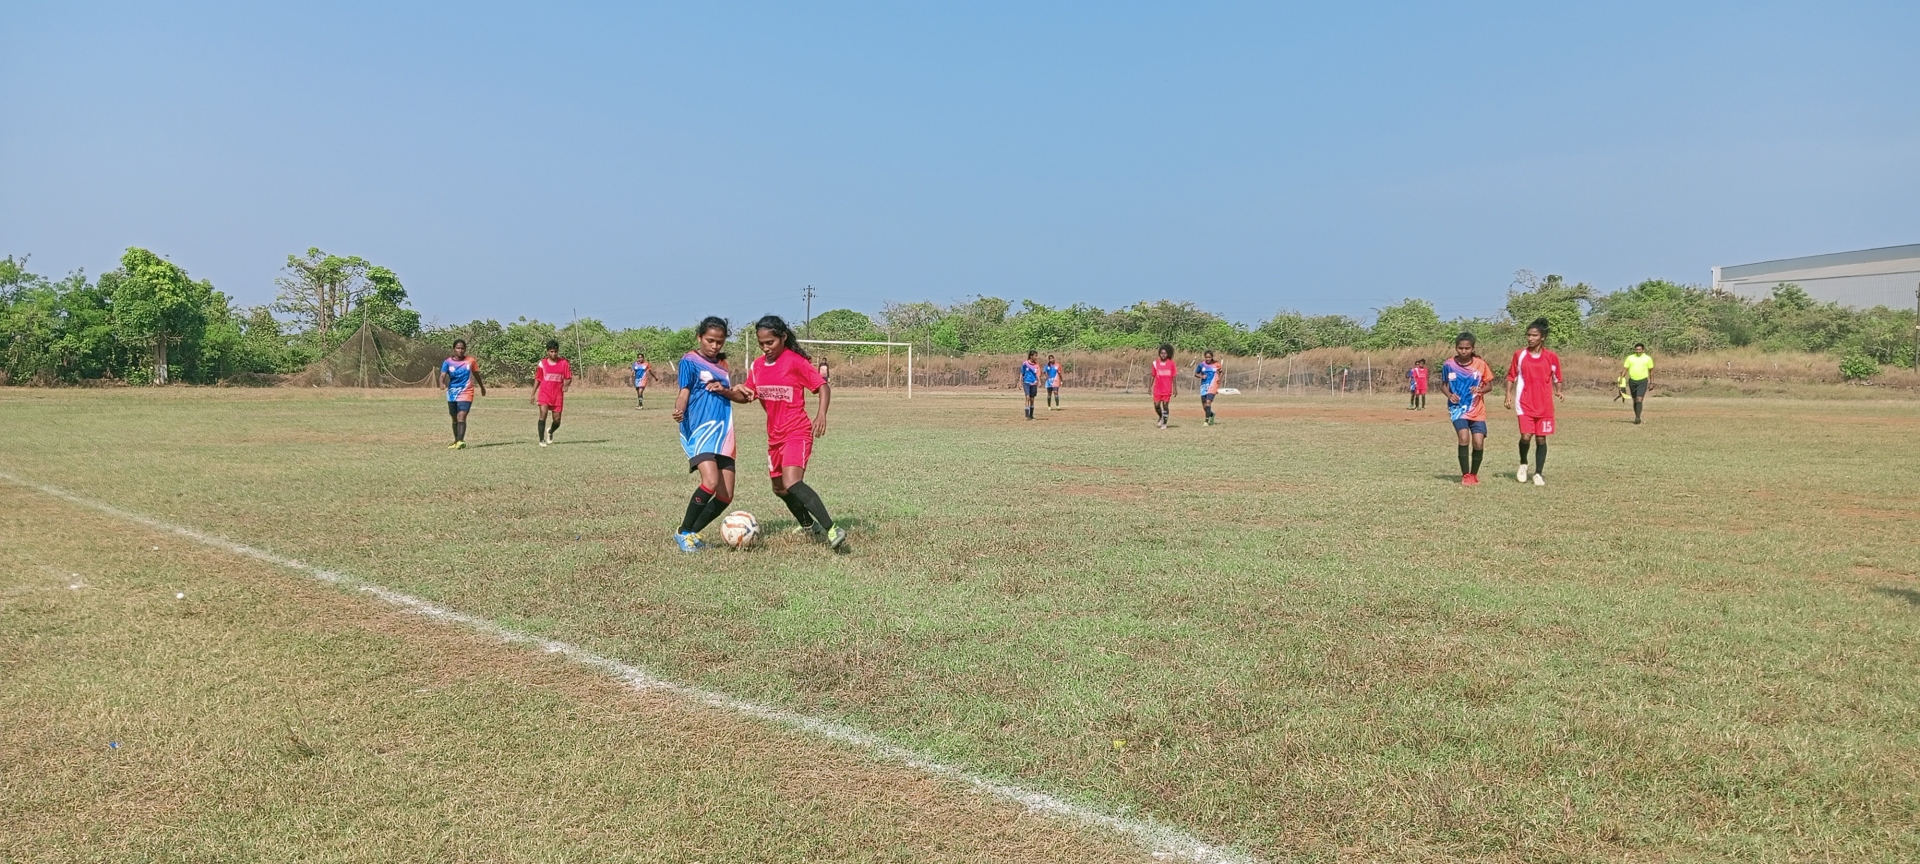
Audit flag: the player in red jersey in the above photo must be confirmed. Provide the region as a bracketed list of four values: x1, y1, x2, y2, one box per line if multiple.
[1408, 359, 1429, 410]
[532, 339, 572, 446]
[1150, 343, 1177, 429]
[1503, 318, 1564, 486]
[741, 315, 847, 550]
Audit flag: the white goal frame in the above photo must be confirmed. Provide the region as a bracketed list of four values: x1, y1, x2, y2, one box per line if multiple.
[797, 339, 915, 398]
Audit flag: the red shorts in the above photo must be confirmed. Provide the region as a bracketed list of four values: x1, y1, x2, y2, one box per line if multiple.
[1517, 414, 1555, 435]
[767, 433, 813, 477]
[1152, 389, 1173, 402]
[537, 396, 564, 410]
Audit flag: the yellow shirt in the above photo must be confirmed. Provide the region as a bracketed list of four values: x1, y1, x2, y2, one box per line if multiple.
[1623, 353, 1654, 381]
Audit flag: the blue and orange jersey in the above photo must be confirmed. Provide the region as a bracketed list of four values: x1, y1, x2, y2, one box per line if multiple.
[1444, 356, 1493, 423]
[1044, 362, 1061, 388]
[441, 356, 478, 402]
[1020, 360, 1040, 386]
[1195, 360, 1221, 395]
[677, 352, 735, 459]
[632, 361, 650, 386]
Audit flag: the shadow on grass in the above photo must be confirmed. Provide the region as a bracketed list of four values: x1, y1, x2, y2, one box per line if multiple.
[1872, 587, 1920, 607]
[465, 441, 521, 449]
[550, 439, 611, 445]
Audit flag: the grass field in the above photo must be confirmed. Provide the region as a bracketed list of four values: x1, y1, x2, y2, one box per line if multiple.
[4, 386, 1918, 862]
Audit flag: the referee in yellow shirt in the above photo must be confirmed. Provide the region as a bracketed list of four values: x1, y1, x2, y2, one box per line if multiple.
[1623, 343, 1654, 424]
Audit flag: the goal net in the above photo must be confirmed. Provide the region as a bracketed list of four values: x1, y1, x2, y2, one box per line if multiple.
[796, 339, 915, 397]
[285, 323, 448, 388]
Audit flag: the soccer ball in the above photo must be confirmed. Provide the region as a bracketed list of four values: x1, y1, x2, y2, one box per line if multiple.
[718, 510, 759, 549]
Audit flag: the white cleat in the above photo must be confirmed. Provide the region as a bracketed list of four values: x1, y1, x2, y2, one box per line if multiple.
[539, 438, 550, 447]
[1533, 473, 1546, 487]
[1516, 464, 1529, 483]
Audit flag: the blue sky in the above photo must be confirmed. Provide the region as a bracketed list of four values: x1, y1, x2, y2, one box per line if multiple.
[4, 1, 1916, 329]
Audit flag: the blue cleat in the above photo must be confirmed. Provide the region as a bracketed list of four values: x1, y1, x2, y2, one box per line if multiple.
[675, 531, 709, 552]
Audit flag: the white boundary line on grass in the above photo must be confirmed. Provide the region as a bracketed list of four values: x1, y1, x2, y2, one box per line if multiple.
[2, 471, 1261, 864]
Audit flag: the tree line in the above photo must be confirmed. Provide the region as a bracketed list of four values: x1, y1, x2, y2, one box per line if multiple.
[5, 250, 1915, 386]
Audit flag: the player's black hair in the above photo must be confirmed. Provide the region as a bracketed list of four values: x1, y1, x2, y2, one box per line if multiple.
[754, 315, 810, 360]
[1528, 317, 1551, 337]
[544, 338, 560, 351]
[1454, 332, 1477, 360]
[1633, 342, 1645, 350]
[696, 316, 730, 361]
[1157, 342, 1174, 359]
[1027, 349, 1038, 359]
[452, 338, 467, 349]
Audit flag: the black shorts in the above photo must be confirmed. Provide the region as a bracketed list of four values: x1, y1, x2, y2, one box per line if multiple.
[1629, 379, 1648, 398]
[688, 454, 736, 474]
[1023, 383, 1038, 398]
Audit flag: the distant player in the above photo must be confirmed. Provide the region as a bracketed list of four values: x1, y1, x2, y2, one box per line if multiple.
[437, 339, 486, 449]
[1044, 354, 1062, 410]
[670, 317, 742, 552]
[533, 339, 572, 446]
[1020, 350, 1041, 420]
[632, 350, 650, 409]
[743, 315, 847, 550]
[1194, 350, 1222, 426]
[1151, 343, 1176, 429]
[1408, 359, 1429, 410]
[1443, 334, 1493, 485]
[1504, 318, 1563, 486]
[1623, 342, 1654, 424]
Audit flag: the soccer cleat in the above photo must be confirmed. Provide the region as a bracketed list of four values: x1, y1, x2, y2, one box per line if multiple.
[1462, 473, 1479, 486]
[675, 531, 708, 552]
[454, 441, 467, 450]
[1516, 464, 1529, 483]
[824, 525, 848, 550]
[448, 441, 461, 449]
[539, 438, 549, 447]
[1533, 473, 1546, 487]
[788, 523, 820, 538]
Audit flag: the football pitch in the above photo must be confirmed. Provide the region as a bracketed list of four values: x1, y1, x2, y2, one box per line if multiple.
[4, 387, 1918, 862]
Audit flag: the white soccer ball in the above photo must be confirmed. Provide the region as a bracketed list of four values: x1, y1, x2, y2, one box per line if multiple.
[718, 510, 759, 549]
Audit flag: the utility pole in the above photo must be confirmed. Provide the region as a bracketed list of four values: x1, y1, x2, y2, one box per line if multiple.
[803, 284, 816, 337]
[1912, 282, 1919, 371]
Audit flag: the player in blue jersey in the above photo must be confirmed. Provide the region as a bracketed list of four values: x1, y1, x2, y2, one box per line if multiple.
[1020, 350, 1041, 420]
[436, 339, 486, 449]
[632, 350, 650, 409]
[1043, 354, 1062, 409]
[1443, 332, 1494, 485]
[670, 317, 747, 551]
[1194, 350, 1222, 426]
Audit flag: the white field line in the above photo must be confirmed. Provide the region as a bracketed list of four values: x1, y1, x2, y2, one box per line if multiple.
[2, 471, 1261, 864]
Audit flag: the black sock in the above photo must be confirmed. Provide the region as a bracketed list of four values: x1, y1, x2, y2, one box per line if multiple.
[1534, 440, 1547, 476]
[1519, 439, 1530, 464]
[454, 421, 466, 442]
[1471, 447, 1484, 474]
[786, 481, 833, 531]
[1457, 445, 1471, 475]
[538, 417, 547, 441]
[548, 415, 560, 437]
[451, 419, 460, 440]
[692, 494, 731, 534]
[1634, 401, 1643, 420]
[1205, 405, 1214, 420]
[679, 486, 714, 534]
[776, 490, 815, 528]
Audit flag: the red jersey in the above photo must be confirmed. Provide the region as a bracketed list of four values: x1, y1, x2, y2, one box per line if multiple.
[1410, 366, 1429, 394]
[1507, 348, 1561, 417]
[1151, 359, 1177, 399]
[746, 349, 826, 442]
[535, 357, 571, 404]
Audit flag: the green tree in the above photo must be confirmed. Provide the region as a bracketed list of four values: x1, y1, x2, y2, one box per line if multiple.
[276, 248, 415, 344]
[1504, 272, 1590, 347]
[1365, 298, 1449, 349]
[105, 248, 212, 385]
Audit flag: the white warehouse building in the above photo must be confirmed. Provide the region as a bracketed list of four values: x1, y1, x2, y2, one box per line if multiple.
[1713, 244, 1920, 309]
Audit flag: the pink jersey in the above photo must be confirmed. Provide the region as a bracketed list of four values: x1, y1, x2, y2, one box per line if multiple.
[535, 357, 571, 404]
[747, 349, 826, 442]
[1507, 348, 1561, 417]
[1151, 358, 1177, 399]
[1411, 366, 1429, 394]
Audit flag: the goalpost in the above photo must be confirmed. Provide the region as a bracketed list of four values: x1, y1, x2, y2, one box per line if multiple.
[797, 339, 915, 398]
